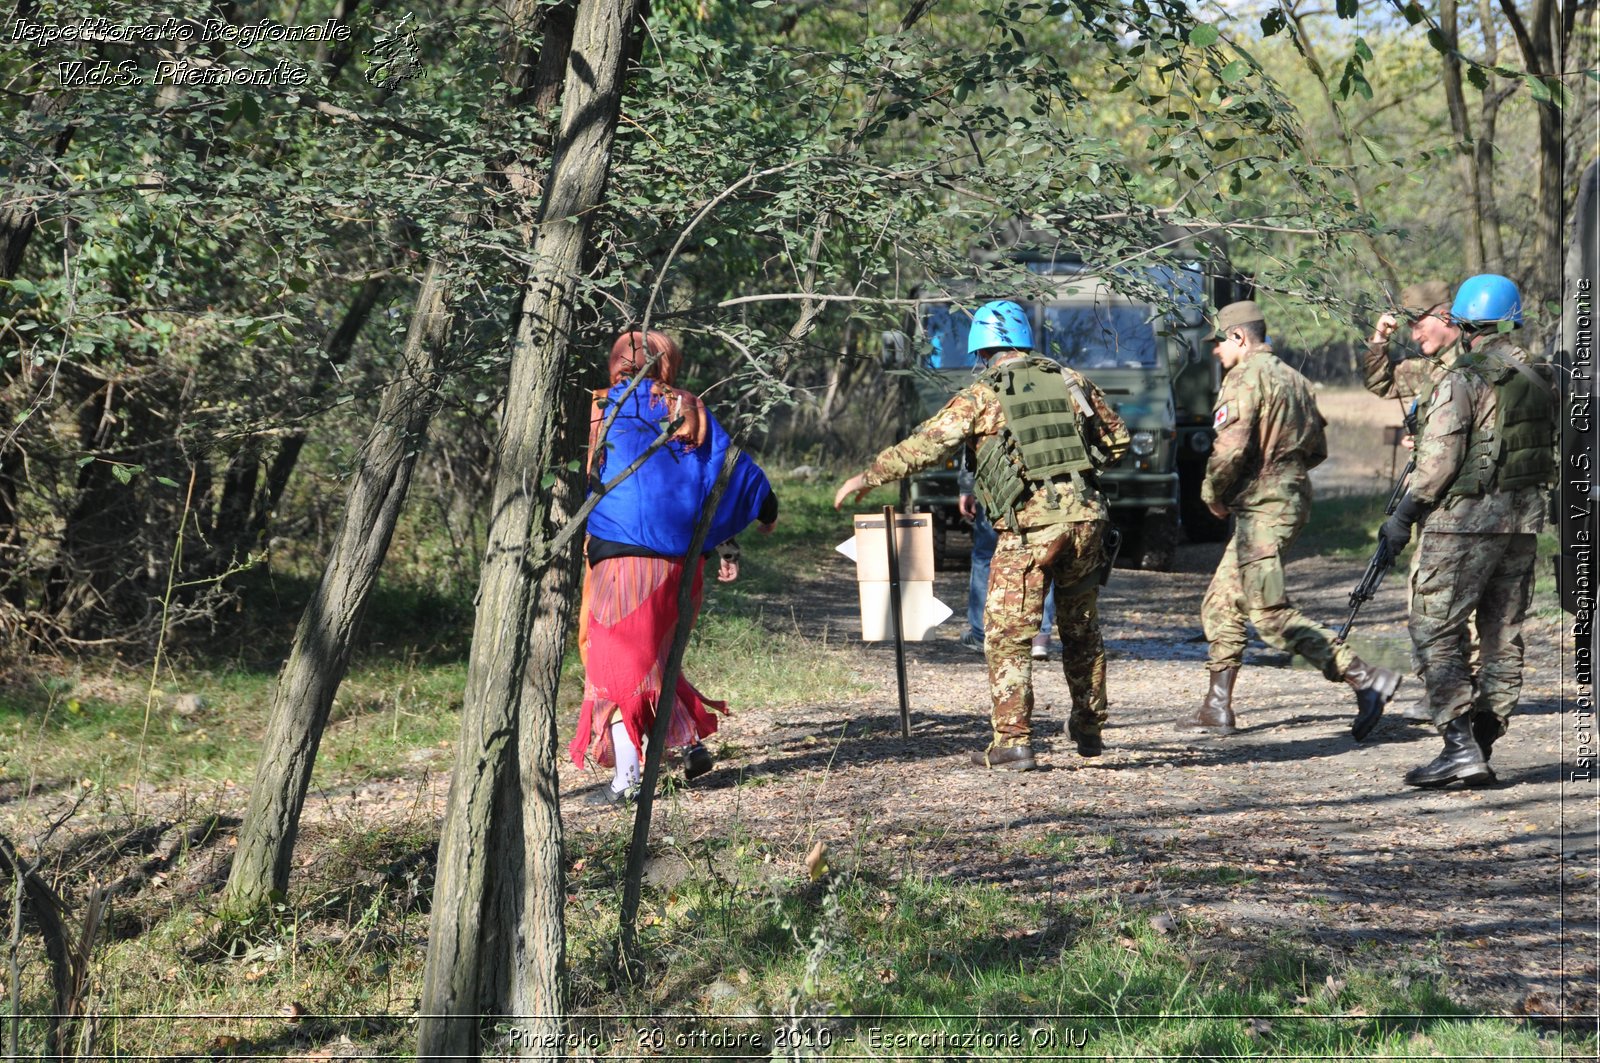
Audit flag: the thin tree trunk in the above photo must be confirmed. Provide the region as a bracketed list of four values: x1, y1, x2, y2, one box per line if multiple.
[417, 0, 641, 1057]
[616, 448, 737, 974]
[1498, 0, 1564, 316]
[0, 91, 73, 282]
[1440, 0, 1487, 272]
[250, 275, 390, 540]
[222, 261, 451, 914]
[1286, 5, 1401, 292]
[1475, 0, 1508, 269]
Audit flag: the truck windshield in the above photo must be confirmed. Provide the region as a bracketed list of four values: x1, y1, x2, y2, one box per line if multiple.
[1041, 304, 1159, 369]
[922, 304, 977, 369]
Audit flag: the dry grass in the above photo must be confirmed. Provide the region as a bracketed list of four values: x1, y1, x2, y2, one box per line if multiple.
[1313, 385, 1413, 498]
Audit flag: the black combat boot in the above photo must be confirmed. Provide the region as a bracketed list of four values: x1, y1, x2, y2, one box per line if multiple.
[1343, 656, 1401, 742]
[1404, 714, 1496, 788]
[1471, 712, 1504, 763]
[1067, 721, 1104, 758]
[1176, 667, 1238, 734]
[684, 741, 714, 781]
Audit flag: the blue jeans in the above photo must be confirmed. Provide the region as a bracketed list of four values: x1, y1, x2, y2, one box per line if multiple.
[967, 505, 1055, 638]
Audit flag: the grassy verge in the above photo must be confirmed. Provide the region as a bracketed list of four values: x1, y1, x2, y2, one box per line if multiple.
[30, 817, 1582, 1060]
[548, 830, 1589, 1060]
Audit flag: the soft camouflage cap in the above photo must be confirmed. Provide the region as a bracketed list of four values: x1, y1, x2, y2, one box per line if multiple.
[1399, 280, 1451, 317]
[1207, 300, 1266, 340]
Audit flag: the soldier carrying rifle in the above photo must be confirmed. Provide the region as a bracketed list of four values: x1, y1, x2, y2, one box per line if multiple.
[1376, 275, 1558, 789]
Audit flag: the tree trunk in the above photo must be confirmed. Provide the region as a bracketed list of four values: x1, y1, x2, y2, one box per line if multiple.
[1475, 0, 1508, 269]
[417, 0, 641, 1056]
[250, 275, 390, 541]
[1439, 0, 1487, 272]
[222, 261, 452, 914]
[1498, 0, 1564, 321]
[0, 90, 73, 282]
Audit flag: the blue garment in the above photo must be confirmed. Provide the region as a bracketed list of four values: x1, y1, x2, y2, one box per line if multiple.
[588, 382, 773, 556]
[967, 504, 1055, 638]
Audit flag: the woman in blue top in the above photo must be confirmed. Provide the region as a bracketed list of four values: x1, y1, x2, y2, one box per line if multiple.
[570, 331, 777, 803]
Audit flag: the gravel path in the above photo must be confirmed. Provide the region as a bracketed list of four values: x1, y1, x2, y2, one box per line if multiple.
[563, 532, 1592, 1021]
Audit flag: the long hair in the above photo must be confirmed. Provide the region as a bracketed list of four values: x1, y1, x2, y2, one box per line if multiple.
[608, 330, 683, 386]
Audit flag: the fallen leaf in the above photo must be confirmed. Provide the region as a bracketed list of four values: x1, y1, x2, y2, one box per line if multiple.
[1148, 913, 1177, 935]
[1245, 1017, 1273, 1036]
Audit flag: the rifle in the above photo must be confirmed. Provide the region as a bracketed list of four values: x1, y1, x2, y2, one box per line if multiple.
[1335, 455, 1413, 643]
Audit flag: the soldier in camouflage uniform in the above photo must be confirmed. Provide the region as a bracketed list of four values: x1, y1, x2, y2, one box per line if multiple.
[1366, 280, 1462, 724]
[1178, 301, 1401, 739]
[1364, 280, 1452, 403]
[1380, 274, 1556, 788]
[836, 300, 1128, 771]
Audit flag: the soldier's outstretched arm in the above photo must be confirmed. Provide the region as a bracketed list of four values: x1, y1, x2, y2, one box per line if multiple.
[833, 389, 981, 509]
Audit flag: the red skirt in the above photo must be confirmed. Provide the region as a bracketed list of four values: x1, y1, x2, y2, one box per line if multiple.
[569, 554, 728, 769]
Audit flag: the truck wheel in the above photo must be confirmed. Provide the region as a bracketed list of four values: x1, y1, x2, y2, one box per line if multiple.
[1137, 510, 1178, 571]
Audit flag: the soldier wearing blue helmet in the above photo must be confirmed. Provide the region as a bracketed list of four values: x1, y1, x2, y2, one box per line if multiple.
[1379, 274, 1556, 788]
[835, 300, 1129, 771]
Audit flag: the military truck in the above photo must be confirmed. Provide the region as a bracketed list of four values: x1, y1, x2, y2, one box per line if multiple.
[894, 252, 1247, 570]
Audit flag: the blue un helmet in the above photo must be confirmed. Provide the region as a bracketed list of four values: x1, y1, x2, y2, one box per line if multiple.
[966, 300, 1034, 357]
[1450, 274, 1523, 328]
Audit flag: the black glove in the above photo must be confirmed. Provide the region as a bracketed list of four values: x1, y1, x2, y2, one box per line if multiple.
[1379, 493, 1430, 554]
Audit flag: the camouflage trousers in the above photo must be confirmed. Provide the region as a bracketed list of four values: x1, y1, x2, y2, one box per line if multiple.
[1203, 515, 1355, 681]
[985, 519, 1107, 748]
[1409, 530, 1535, 730]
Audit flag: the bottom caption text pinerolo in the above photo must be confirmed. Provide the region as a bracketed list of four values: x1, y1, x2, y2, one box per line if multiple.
[501, 1019, 1093, 1057]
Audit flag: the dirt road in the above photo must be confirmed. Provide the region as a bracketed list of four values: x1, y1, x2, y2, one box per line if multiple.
[565, 387, 1593, 1020]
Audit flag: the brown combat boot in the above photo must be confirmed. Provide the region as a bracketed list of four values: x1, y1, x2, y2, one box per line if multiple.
[971, 743, 1037, 771]
[1176, 667, 1238, 734]
[1343, 656, 1401, 742]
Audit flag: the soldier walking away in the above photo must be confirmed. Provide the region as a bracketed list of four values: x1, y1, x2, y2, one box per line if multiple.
[1179, 301, 1401, 739]
[835, 300, 1129, 771]
[1378, 275, 1557, 788]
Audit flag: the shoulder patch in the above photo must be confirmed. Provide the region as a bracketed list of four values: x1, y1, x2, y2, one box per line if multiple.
[1213, 403, 1230, 429]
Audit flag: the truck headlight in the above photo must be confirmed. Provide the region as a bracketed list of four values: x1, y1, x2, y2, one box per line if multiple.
[1130, 430, 1156, 456]
[1189, 433, 1212, 455]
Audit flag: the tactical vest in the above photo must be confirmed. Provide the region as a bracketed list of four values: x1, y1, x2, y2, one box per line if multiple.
[972, 357, 1098, 530]
[1446, 347, 1556, 499]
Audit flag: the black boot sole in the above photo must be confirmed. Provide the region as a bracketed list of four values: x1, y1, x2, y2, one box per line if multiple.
[1404, 764, 1497, 788]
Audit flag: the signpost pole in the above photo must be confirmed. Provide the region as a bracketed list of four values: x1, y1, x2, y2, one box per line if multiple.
[883, 504, 912, 737]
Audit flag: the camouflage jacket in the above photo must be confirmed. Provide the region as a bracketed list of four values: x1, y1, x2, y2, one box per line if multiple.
[1363, 338, 1440, 403]
[1202, 346, 1328, 522]
[863, 354, 1129, 527]
[1410, 336, 1549, 534]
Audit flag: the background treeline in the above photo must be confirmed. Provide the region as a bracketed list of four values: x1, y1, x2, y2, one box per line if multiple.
[0, 0, 1592, 653]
